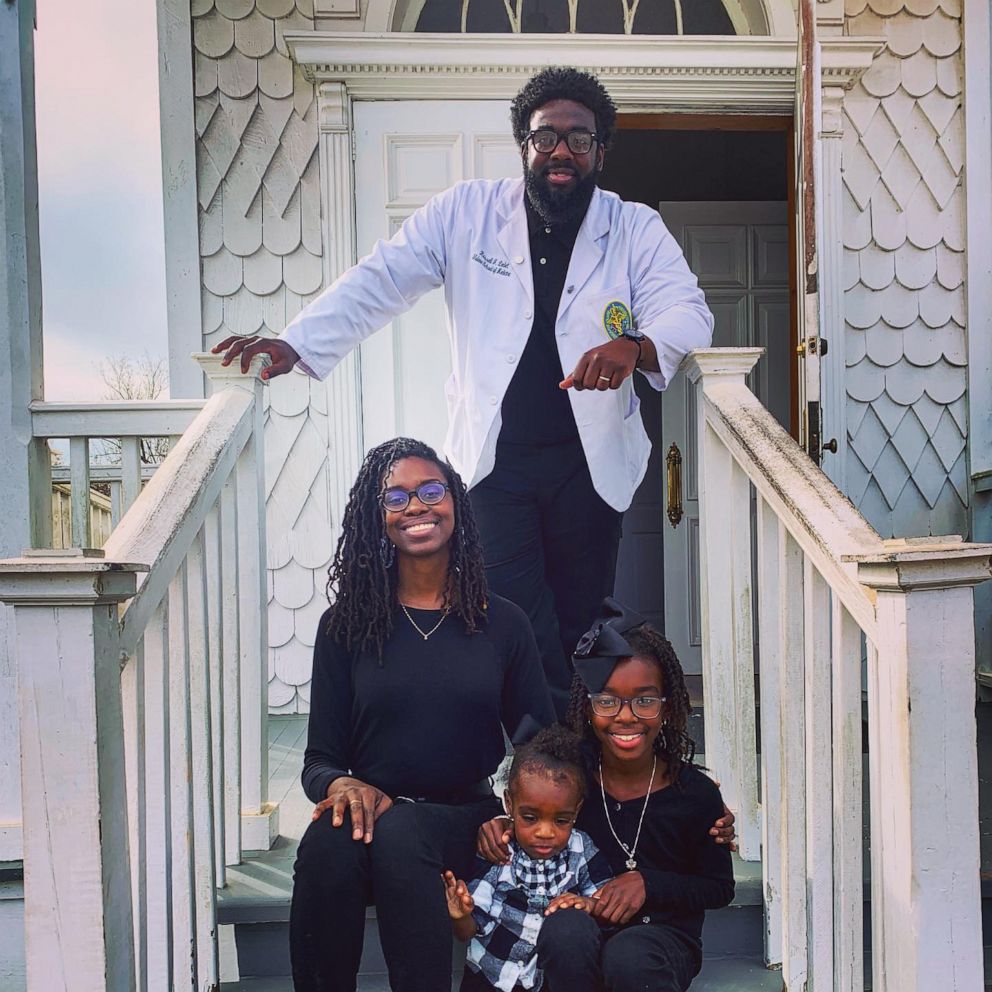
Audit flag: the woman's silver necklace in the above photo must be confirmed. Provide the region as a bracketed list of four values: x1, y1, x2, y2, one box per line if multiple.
[599, 754, 657, 871]
[400, 603, 449, 640]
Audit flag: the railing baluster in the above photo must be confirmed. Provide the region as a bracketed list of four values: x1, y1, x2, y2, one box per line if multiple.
[777, 524, 806, 989]
[220, 476, 243, 866]
[168, 564, 197, 990]
[121, 640, 148, 992]
[236, 432, 277, 850]
[205, 501, 227, 886]
[187, 530, 220, 987]
[110, 479, 123, 529]
[121, 436, 143, 515]
[832, 598, 864, 992]
[802, 560, 832, 987]
[755, 496, 782, 967]
[69, 436, 91, 547]
[143, 601, 174, 991]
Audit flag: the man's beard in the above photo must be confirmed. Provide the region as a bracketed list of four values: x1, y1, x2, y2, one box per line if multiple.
[524, 163, 598, 226]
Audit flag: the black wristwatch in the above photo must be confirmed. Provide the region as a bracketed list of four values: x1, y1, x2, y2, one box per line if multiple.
[620, 330, 647, 367]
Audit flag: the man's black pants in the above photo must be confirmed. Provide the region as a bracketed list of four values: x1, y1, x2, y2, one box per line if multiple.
[469, 439, 623, 718]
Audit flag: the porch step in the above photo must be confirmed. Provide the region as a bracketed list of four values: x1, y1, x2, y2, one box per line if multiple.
[220, 954, 784, 991]
[219, 852, 765, 981]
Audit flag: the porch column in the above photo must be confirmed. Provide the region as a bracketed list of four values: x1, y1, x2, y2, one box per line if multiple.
[0, 555, 145, 992]
[854, 540, 992, 992]
[684, 348, 764, 861]
[0, 0, 49, 862]
[316, 80, 364, 538]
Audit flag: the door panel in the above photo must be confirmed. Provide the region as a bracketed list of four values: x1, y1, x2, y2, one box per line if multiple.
[353, 101, 515, 455]
[643, 202, 790, 677]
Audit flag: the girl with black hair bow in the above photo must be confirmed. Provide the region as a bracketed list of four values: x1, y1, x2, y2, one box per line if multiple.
[477, 599, 735, 992]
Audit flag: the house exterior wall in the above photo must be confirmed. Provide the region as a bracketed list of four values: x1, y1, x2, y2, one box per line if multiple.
[841, 0, 968, 538]
[190, 0, 975, 712]
[193, 0, 341, 712]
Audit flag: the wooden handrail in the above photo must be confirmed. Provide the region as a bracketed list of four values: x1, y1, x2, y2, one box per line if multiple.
[104, 388, 255, 659]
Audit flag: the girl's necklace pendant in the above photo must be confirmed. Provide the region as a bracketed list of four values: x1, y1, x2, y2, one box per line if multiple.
[625, 857, 637, 870]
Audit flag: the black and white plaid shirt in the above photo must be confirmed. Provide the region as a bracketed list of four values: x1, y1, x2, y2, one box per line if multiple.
[465, 830, 614, 992]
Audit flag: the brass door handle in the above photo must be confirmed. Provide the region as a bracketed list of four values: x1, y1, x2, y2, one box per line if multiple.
[666, 442, 683, 528]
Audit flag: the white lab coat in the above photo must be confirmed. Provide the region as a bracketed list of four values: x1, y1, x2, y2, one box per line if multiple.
[281, 177, 713, 511]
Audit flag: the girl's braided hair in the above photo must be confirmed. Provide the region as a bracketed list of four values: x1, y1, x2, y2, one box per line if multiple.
[564, 624, 696, 781]
[507, 723, 586, 802]
[324, 437, 488, 659]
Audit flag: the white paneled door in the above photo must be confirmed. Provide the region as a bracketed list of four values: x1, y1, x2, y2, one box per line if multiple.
[353, 100, 517, 455]
[656, 202, 791, 676]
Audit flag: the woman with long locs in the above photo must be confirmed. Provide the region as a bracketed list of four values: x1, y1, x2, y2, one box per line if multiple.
[289, 437, 554, 992]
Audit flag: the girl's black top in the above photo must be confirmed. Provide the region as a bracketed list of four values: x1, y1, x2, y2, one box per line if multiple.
[576, 763, 735, 950]
[302, 595, 555, 805]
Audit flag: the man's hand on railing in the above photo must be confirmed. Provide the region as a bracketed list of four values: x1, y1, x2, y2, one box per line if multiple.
[212, 334, 300, 381]
[311, 775, 393, 844]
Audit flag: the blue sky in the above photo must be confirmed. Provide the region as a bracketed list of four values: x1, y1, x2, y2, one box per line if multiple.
[35, 0, 169, 400]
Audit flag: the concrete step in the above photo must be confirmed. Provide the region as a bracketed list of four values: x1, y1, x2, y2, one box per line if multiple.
[220, 954, 784, 991]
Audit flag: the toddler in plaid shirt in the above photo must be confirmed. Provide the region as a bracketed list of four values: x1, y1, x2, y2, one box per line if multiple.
[444, 725, 613, 992]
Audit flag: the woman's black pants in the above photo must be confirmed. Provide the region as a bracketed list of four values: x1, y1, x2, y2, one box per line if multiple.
[460, 910, 700, 992]
[289, 795, 500, 992]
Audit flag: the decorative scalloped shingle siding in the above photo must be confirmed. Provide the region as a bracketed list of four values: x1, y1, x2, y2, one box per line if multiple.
[194, 0, 328, 714]
[842, 0, 968, 537]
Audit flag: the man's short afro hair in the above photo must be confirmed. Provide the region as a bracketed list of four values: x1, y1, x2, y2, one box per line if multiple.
[510, 67, 618, 150]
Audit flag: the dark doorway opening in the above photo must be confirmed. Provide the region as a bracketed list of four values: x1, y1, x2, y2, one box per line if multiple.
[603, 120, 791, 701]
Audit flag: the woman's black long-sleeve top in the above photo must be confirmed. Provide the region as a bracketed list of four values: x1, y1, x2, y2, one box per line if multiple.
[302, 596, 556, 804]
[577, 763, 735, 949]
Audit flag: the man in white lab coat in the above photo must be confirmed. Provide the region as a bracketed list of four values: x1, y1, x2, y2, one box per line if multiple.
[216, 67, 713, 716]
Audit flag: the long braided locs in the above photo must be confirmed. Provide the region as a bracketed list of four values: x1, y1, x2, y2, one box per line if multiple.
[564, 624, 696, 784]
[324, 437, 489, 660]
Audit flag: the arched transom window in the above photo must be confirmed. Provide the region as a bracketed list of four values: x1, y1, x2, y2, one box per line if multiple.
[406, 0, 745, 34]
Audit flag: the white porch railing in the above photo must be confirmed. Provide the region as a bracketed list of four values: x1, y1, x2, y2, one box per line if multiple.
[32, 398, 205, 543]
[689, 350, 991, 992]
[0, 356, 277, 992]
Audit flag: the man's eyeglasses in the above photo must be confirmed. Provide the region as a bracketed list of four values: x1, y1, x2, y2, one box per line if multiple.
[379, 481, 450, 513]
[525, 128, 598, 156]
[588, 693, 666, 719]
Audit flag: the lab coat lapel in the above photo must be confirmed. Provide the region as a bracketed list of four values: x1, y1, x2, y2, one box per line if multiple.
[495, 180, 533, 302]
[557, 187, 609, 322]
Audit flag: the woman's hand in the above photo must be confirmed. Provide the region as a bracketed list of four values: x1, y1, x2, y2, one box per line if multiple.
[590, 873, 646, 926]
[545, 893, 595, 915]
[312, 776, 392, 843]
[476, 815, 513, 864]
[442, 871, 475, 920]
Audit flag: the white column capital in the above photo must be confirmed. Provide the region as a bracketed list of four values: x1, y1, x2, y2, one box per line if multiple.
[193, 352, 269, 397]
[317, 80, 351, 133]
[846, 539, 992, 592]
[682, 347, 764, 387]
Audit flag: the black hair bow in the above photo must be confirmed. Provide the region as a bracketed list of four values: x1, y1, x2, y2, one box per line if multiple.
[572, 596, 646, 693]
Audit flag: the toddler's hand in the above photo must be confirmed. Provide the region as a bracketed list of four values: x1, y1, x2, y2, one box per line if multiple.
[545, 893, 594, 915]
[442, 870, 474, 920]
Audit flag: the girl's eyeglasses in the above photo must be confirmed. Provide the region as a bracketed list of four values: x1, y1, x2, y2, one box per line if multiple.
[588, 693, 666, 719]
[379, 481, 449, 513]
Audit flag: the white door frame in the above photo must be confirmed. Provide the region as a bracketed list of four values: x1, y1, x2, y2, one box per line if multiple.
[287, 31, 882, 505]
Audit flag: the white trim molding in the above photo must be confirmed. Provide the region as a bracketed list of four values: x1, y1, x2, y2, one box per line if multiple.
[964, 0, 992, 488]
[288, 33, 882, 112]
